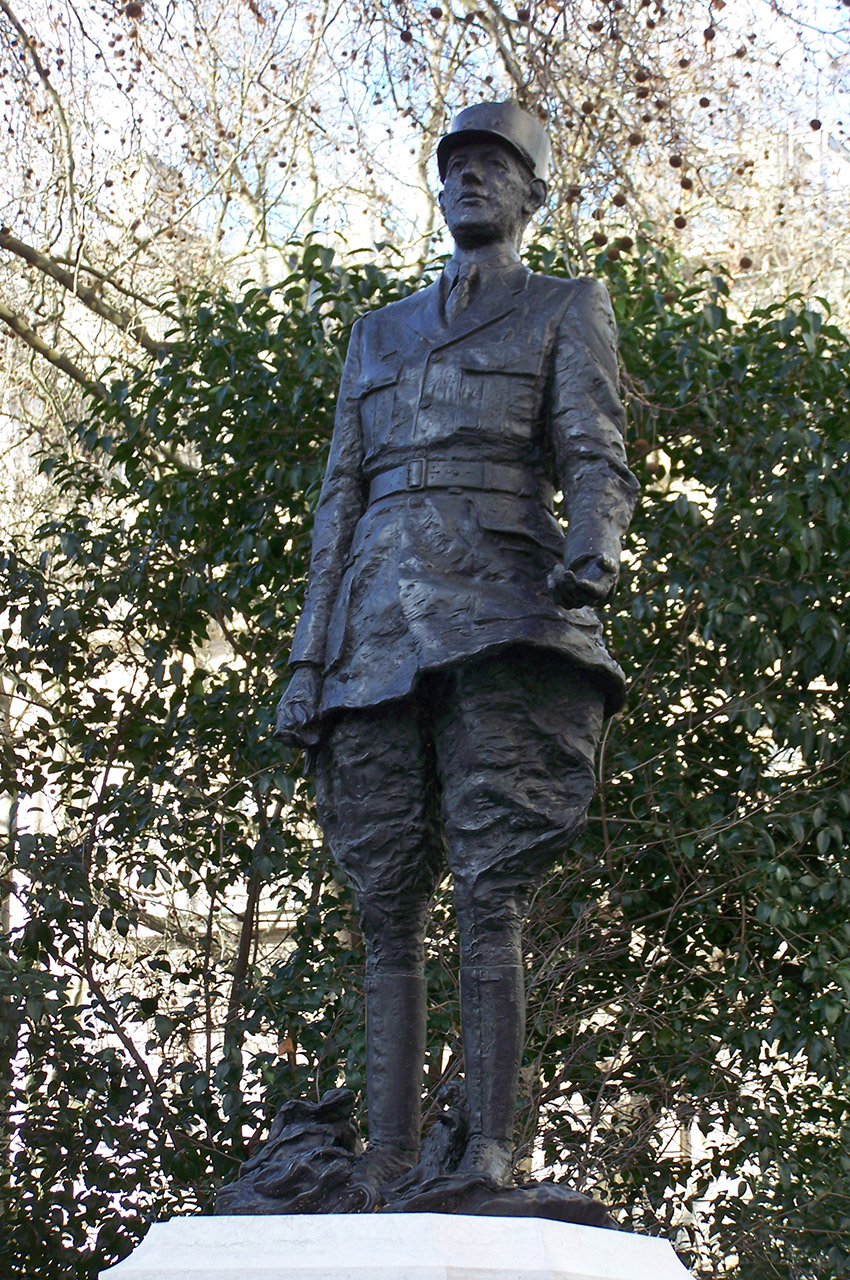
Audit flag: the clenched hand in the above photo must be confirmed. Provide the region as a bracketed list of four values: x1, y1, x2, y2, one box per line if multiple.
[274, 665, 323, 747]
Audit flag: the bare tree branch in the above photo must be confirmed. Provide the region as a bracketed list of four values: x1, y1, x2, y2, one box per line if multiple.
[0, 299, 104, 397]
[0, 230, 169, 355]
[52, 255, 168, 314]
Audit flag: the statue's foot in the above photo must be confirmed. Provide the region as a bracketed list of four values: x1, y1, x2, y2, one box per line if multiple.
[351, 1142, 419, 1192]
[457, 1134, 514, 1187]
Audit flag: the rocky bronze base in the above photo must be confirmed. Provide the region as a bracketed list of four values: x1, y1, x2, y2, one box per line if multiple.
[214, 1088, 374, 1215]
[382, 1173, 612, 1226]
[214, 1085, 613, 1227]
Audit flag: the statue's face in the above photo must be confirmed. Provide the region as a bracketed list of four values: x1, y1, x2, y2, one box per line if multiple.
[438, 140, 543, 248]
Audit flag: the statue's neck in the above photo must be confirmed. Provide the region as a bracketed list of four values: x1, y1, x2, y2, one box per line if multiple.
[449, 242, 522, 271]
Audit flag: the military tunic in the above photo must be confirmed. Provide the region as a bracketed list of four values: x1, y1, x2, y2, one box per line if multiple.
[289, 263, 639, 722]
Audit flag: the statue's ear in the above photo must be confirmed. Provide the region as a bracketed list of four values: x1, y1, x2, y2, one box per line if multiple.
[526, 178, 547, 215]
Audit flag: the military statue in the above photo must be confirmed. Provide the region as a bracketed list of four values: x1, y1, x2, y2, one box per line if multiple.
[274, 102, 639, 1196]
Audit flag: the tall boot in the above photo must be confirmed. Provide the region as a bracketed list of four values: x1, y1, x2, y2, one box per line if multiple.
[457, 963, 525, 1187]
[353, 968, 426, 1191]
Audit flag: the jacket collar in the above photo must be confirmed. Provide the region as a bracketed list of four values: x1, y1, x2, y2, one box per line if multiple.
[401, 262, 531, 349]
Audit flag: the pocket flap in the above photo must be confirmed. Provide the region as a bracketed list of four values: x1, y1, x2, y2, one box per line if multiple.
[354, 363, 401, 396]
[460, 347, 543, 377]
[473, 494, 565, 555]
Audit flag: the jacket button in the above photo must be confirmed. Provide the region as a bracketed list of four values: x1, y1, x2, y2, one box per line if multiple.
[420, 397, 432, 409]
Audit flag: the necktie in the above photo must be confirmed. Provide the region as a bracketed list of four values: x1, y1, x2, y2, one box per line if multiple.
[445, 262, 479, 323]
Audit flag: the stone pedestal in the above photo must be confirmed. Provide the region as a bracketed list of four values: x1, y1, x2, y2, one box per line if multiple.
[99, 1213, 694, 1280]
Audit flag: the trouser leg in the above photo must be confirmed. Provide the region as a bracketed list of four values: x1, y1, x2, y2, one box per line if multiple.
[316, 700, 443, 1184]
[433, 647, 605, 1183]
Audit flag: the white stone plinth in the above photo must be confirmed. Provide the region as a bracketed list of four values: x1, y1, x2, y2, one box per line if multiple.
[99, 1213, 694, 1280]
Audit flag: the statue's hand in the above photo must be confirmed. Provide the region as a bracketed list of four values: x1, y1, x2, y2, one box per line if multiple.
[548, 553, 618, 610]
[274, 665, 323, 747]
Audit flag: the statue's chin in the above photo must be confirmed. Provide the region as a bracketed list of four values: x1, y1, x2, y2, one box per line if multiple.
[448, 222, 503, 249]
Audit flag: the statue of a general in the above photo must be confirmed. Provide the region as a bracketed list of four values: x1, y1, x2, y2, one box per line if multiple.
[275, 102, 639, 1194]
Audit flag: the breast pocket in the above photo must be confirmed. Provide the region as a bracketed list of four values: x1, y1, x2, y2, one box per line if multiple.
[354, 363, 400, 454]
[460, 348, 545, 440]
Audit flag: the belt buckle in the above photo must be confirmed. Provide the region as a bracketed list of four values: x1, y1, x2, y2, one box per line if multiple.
[407, 458, 426, 490]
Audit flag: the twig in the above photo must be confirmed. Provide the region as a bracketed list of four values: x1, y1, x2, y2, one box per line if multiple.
[0, 0, 75, 231]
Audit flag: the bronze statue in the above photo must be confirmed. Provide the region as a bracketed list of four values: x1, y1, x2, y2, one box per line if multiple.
[274, 102, 639, 1196]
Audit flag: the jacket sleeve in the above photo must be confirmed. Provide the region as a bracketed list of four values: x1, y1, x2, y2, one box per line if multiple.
[288, 318, 366, 668]
[549, 278, 639, 573]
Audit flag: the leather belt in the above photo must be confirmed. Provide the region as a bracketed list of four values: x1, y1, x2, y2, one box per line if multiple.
[369, 458, 554, 508]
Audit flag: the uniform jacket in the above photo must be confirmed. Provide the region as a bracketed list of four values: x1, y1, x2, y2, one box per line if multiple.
[288, 262, 639, 718]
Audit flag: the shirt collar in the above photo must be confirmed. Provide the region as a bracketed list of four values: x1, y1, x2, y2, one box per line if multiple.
[442, 252, 525, 295]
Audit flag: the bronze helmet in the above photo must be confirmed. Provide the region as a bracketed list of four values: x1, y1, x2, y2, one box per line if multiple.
[437, 102, 551, 185]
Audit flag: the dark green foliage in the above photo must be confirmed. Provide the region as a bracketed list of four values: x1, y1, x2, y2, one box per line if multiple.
[1, 241, 849, 1278]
